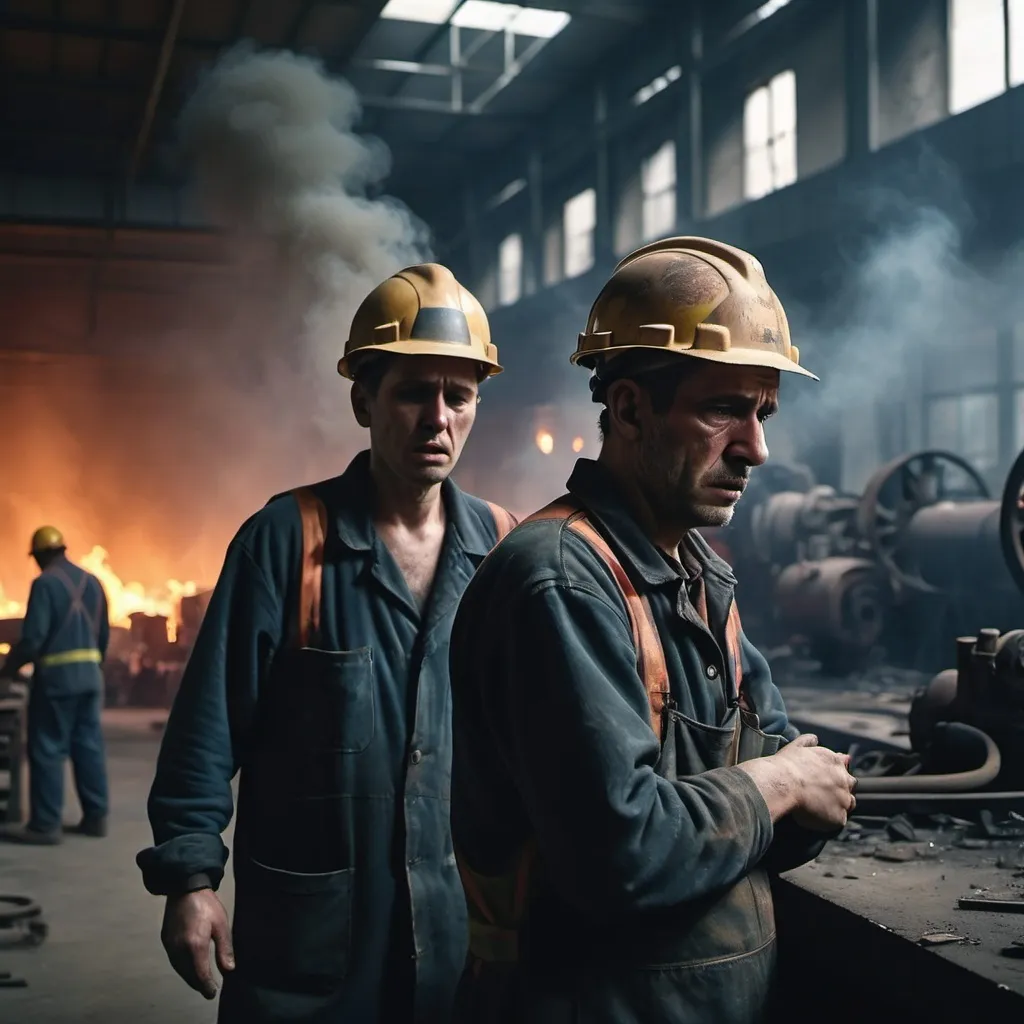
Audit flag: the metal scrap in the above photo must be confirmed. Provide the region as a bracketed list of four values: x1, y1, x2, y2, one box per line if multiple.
[919, 932, 967, 946]
[874, 844, 918, 863]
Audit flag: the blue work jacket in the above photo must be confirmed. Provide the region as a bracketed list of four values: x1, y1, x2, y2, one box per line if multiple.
[1, 556, 108, 697]
[137, 451, 509, 1023]
[451, 458, 827, 1024]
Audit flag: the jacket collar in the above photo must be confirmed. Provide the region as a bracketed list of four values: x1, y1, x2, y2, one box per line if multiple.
[565, 458, 737, 589]
[332, 450, 491, 558]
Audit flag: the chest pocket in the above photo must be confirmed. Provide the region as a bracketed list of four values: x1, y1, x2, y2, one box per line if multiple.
[292, 646, 376, 754]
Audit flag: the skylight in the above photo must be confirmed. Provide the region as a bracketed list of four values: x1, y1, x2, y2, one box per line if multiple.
[450, 1, 571, 38]
[380, 0, 461, 25]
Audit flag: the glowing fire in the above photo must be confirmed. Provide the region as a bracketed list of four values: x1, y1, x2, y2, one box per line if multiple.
[0, 585, 20, 619]
[0, 547, 197, 644]
[536, 430, 554, 455]
[572, 436, 584, 453]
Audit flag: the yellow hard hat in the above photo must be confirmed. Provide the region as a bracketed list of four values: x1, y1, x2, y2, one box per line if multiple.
[572, 236, 818, 380]
[337, 263, 502, 381]
[29, 525, 65, 555]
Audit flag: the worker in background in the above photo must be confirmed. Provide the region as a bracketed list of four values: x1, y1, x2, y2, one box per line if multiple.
[0, 526, 110, 845]
[137, 264, 518, 1024]
[450, 237, 858, 1024]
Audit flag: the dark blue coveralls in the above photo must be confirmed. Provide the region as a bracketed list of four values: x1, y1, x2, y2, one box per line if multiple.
[137, 451, 511, 1024]
[1, 555, 110, 834]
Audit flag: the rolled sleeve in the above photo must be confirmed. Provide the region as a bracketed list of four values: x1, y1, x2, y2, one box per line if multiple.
[136, 539, 283, 895]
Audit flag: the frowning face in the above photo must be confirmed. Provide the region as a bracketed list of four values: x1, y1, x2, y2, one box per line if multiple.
[352, 355, 481, 488]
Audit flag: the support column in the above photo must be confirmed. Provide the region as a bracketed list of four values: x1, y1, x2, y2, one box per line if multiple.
[687, 6, 704, 222]
[997, 326, 1017, 472]
[526, 148, 544, 296]
[844, 0, 877, 159]
[593, 79, 613, 269]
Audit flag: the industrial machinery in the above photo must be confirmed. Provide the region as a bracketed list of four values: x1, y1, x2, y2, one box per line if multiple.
[714, 448, 1024, 672]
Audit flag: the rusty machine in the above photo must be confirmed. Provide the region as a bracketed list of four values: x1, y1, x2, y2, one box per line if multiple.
[712, 448, 1024, 673]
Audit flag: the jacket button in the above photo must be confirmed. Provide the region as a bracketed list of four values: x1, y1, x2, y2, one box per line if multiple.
[706, 665, 718, 679]
[409, 749, 423, 765]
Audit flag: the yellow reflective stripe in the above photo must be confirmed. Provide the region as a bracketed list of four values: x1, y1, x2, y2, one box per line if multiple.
[38, 648, 102, 669]
[468, 919, 520, 963]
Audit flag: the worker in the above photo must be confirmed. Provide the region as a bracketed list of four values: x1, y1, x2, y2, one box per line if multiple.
[0, 526, 110, 845]
[449, 237, 858, 1023]
[137, 264, 518, 1024]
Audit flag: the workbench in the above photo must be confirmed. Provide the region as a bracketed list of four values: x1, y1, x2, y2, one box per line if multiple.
[773, 825, 1024, 1020]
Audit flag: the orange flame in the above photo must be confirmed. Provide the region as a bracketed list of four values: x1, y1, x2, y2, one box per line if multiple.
[572, 436, 585, 452]
[0, 548, 197, 644]
[536, 430, 554, 455]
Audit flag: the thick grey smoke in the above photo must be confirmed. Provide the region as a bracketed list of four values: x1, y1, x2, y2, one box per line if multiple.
[178, 44, 431, 385]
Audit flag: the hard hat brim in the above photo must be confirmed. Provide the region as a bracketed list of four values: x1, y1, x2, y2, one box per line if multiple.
[338, 341, 503, 380]
[571, 344, 818, 381]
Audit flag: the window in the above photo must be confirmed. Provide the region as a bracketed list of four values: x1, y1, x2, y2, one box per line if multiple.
[543, 223, 561, 286]
[498, 233, 523, 307]
[450, 1, 570, 37]
[641, 141, 676, 241]
[380, 0, 460, 24]
[563, 188, 596, 279]
[743, 69, 797, 201]
[949, 0, 1007, 115]
[926, 393, 999, 473]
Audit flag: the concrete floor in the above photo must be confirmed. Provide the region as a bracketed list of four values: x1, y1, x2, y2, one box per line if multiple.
[0, 709, 235, 1024]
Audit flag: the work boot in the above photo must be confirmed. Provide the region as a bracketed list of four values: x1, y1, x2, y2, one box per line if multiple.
[64, 816, 107, 838]
[0, 824, 61, 845]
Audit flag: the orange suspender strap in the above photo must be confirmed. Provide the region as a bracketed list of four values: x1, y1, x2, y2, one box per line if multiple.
[485, 501, 519, 542]
[524, 499, 670, 743]
[724, 601, 745, 692]
[291, 487, 328, 648]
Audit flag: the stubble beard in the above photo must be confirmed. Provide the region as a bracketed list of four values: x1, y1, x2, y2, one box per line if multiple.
[639, 431, 739, 530]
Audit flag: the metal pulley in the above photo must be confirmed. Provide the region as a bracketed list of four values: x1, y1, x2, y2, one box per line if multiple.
[855, 450, 994, 594]
[774, 557, 888, 653]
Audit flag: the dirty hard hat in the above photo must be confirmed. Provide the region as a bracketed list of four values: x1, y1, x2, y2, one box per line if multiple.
[573, 236, 818, 381]
[337, 263, 502, 381]
[29, 525, 65, 555]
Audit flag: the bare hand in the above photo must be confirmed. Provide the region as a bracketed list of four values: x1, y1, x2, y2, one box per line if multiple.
[161, 889, 235, 999]
[776, 733, 857, 831]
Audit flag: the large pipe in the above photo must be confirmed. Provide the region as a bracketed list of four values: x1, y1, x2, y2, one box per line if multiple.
[854, 723, 1001, 793]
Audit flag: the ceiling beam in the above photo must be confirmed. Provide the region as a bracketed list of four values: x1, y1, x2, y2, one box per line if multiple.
[127, 0, 187, 186]
[284, 0, 318, 49]
[359, 94, 530, 118]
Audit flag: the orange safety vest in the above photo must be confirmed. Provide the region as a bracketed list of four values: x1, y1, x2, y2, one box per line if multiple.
[455, 496, 747, 967]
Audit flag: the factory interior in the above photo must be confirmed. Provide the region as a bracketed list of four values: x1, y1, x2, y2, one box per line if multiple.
[5, 0, 1024, 1019]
